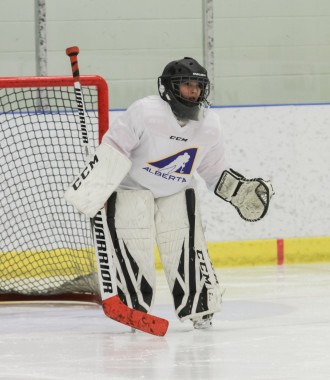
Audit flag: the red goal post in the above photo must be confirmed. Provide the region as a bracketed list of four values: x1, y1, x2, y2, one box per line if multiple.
[0, 75, 109, 143]
[0, 75, 109, 304]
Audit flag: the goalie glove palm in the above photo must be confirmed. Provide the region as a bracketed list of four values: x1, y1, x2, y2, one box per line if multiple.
[214, 169, 274, 222]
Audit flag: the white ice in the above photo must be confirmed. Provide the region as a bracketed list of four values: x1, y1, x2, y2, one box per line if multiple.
[1, 263, 330, 380]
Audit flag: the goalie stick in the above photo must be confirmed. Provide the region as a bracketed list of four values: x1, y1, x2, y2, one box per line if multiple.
[66, 46, 168, 336]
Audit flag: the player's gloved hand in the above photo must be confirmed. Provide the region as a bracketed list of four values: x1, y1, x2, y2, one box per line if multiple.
[214, 169, 274, 222]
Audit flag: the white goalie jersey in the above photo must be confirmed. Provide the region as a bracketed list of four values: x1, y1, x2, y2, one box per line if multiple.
[102, 95, 229, 198]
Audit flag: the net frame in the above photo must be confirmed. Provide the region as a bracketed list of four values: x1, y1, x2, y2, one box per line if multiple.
[0, 75, 109, 304]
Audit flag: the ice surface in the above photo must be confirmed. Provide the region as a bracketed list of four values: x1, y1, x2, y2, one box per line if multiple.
[1, 264, 330, 380]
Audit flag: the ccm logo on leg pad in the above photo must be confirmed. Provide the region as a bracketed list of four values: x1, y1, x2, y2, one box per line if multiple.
[73, 154, 99, 190]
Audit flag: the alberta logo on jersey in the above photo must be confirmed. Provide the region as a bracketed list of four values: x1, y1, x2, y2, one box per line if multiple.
[143, 148, 198, 183]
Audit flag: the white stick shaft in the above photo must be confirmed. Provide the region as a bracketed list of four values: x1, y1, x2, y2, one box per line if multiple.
[73, 81, 90, 157]
[70, 67, 118, 300]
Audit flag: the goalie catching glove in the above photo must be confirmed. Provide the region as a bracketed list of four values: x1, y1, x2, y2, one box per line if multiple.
[64, 143, 132, 218]
[214, 169, 274, 222]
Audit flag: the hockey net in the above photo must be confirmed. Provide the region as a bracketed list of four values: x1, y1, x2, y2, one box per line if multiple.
[0, 75, 109, 304]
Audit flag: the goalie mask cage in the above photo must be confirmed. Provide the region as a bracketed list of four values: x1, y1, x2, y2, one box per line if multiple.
[0, 75, 109, 304]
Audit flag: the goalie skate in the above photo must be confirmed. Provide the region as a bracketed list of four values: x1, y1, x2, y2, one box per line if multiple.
[192, 313, 214, 329]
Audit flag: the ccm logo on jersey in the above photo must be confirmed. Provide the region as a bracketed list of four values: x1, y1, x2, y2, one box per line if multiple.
[170, 136, 188, 142]
[72, 155, 99, 190]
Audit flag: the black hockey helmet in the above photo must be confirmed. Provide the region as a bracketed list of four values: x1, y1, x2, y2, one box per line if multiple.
[158, 57, 210, 121]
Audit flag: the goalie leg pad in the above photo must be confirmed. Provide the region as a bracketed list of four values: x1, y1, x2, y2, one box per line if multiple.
[155, 188, 221, 322]
[106, 190, 156, 313]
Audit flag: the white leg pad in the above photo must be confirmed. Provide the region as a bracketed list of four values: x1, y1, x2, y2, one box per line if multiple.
[106, 189, 156, 313]
[155, 188, 221, 322]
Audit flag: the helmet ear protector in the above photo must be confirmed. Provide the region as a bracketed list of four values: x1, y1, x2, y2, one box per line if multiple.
[158, 57, 210, 121]
[158, 78, 170, 101]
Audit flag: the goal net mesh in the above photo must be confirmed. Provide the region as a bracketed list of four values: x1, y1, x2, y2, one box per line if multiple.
[0, 77, 105, 302]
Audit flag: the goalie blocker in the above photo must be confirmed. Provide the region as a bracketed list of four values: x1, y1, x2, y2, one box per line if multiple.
[64, 143, 132, 218]
[214, 169, 274, 222]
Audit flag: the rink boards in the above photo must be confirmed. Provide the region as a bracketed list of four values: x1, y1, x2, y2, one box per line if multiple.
[1, 235, 330, 281]
[1, 105, 330, 278]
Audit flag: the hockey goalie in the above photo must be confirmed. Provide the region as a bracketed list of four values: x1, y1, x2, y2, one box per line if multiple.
[64, 57, 274, 329]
